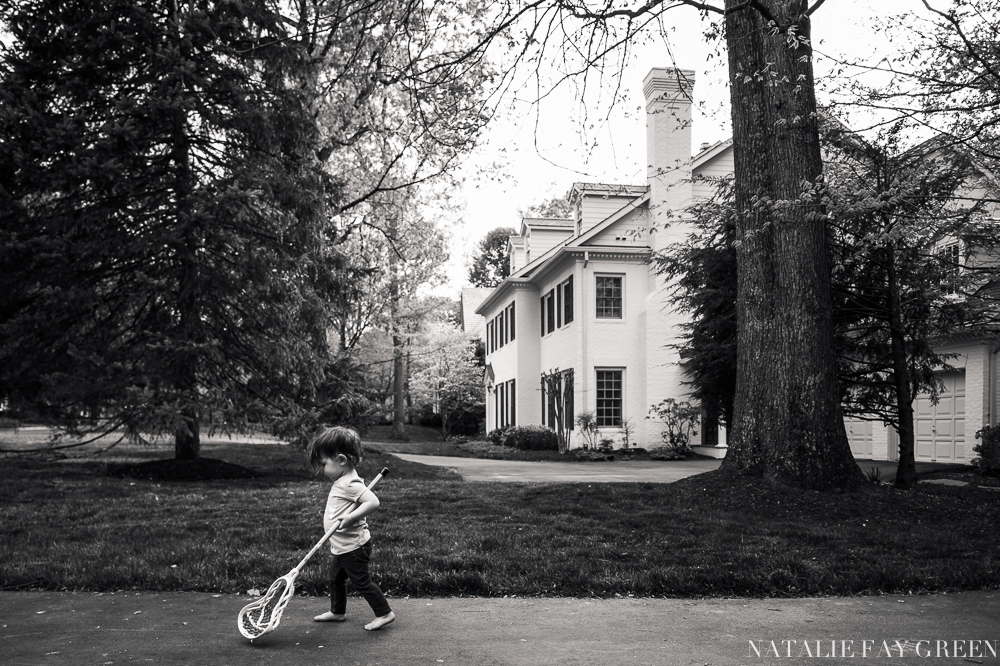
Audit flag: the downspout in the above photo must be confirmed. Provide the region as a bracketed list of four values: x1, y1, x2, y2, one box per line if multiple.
[987, 342, 993, 426]
[581, 253, 589, 432]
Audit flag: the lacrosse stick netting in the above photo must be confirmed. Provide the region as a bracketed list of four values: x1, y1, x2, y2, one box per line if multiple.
[238, 466, 389, 639]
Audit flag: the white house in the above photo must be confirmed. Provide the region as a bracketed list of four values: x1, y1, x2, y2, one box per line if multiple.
[476, 66, 1000, 462]
[476, 67, 713, 451]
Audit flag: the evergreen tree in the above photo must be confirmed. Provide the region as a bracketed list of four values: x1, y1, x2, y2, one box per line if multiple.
[468, 227, 516, 288]
[0, 0, 342, 458]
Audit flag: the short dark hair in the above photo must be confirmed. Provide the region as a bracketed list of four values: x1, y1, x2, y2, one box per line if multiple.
[307, 426, 363, 471]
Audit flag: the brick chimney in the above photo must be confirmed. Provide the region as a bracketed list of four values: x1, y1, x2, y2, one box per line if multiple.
[642, 67, 697, 448]
[643, 68, 695, 251]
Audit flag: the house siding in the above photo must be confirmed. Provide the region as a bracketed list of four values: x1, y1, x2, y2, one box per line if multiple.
[527, 228, 573, 263]
[590, 206, 648, 246]
[691, 149, 735, 201]
[580, 194, 644, 235]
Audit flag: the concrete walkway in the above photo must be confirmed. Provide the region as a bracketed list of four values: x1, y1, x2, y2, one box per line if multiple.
[391, 453, 723, 482]
[390, 453, 967, 485]
[4, 590, 998, 666]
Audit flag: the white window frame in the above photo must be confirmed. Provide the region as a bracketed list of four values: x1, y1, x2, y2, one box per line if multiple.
[594, 273, 625, 321]
[594, 367, 625, 428]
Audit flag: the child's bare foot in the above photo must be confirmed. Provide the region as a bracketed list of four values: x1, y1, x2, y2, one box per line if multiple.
[313, 612, 346, 622]
[364, 612, 395, 631]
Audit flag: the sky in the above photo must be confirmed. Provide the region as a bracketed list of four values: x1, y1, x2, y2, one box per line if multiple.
[438, 0, 928, 295]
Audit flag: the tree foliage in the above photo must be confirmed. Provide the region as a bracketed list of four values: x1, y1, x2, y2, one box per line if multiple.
[468, 226, 516, 288]
[0, 0, 340, 457]
[657, 123, 999, 489]
[0, 0, 495, 457]
[409, 318, 485, 436]
[850, 1, 1000, 161]
[824, 124, 998, 487]
[523, 193, 573, 219]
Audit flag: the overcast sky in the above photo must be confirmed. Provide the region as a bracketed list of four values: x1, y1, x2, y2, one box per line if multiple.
[438, 0, 932, 295]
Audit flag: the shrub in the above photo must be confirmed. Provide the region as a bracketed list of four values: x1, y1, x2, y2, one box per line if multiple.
[486, 427, 509, 446]
[647, 398, 700, 452]
[973, 424, 1000, 477]
[417, 404, 443, 429]
[501, 425, 558, 451]
[575, 411, 600, 450]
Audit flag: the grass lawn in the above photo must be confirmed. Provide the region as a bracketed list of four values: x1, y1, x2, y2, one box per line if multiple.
[2, 435, 999, 599]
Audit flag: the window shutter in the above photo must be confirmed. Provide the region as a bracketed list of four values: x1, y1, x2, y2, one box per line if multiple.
[540, 296, 545, 336]
[565, 276, 574, 323]
[509, 302, 516, 341]
[546, 290, 555, 334]
[556, 284, 562, 328]
[510, 379, 516, 425]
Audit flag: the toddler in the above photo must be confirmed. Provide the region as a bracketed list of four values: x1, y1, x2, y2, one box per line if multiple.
[307, 426, 395, 631]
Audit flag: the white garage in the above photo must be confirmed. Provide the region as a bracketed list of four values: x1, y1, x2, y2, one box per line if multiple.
[845, 417, 874, 459]
[914, 371, 967, 463]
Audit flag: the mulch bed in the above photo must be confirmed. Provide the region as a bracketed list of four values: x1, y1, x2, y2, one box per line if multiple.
[106, 457, 261, 481]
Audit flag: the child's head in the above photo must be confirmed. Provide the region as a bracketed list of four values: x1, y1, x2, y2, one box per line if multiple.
[307, 426, 363, 473]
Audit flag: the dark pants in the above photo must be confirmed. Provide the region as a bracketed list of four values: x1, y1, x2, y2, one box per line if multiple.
[329, 541, 392, 617]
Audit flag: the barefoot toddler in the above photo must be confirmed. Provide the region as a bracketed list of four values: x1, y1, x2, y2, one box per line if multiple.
[307, 426, 395, 631]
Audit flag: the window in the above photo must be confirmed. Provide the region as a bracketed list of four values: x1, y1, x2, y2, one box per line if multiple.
[937, 242, 961, 294]
[596, 276, 622, 319]
[489, 302, 516, 352]
[563, 276, 574, 324]
[595, 369, 623, 427]
[540, 278, 574, 336]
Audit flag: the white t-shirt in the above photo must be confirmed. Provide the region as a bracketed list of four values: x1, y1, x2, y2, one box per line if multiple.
[323, 472, 372, 555]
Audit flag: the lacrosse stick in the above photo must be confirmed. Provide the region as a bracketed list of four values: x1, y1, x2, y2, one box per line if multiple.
[238, 466, 389, 640]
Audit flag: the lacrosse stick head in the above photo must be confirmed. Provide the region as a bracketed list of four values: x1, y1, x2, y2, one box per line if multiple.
[238, 574, 296, 639]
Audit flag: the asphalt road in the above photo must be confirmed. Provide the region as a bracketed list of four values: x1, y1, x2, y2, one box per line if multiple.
[5, 590, 999, 666]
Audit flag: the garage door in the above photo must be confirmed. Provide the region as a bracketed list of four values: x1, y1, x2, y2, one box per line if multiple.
[845, 417, 874, 459]
[914, 372, 966, 462]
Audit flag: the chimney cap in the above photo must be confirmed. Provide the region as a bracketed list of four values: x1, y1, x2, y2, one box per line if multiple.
[643, 67, 696, 101]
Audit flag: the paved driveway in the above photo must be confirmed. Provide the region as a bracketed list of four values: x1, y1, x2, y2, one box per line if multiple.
[389, 453, 721, 483]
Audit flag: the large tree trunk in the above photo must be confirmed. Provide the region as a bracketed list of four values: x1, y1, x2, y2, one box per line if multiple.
[169, 0, 200, 461]
[886, 246, 917, 489]
[388, 213, 407, 441]
[720, 0, 863, 490]
[391, 329, 408, 440]
[175, 406, 200, 460]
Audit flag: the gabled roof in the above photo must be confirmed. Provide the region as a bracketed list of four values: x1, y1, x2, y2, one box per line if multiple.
[692, 139, 733, 168]
[519, 217, 574, 237]
[523, 217, 573, 227]
[459, 287, 492, 338]
[476, 190, 651, 316]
